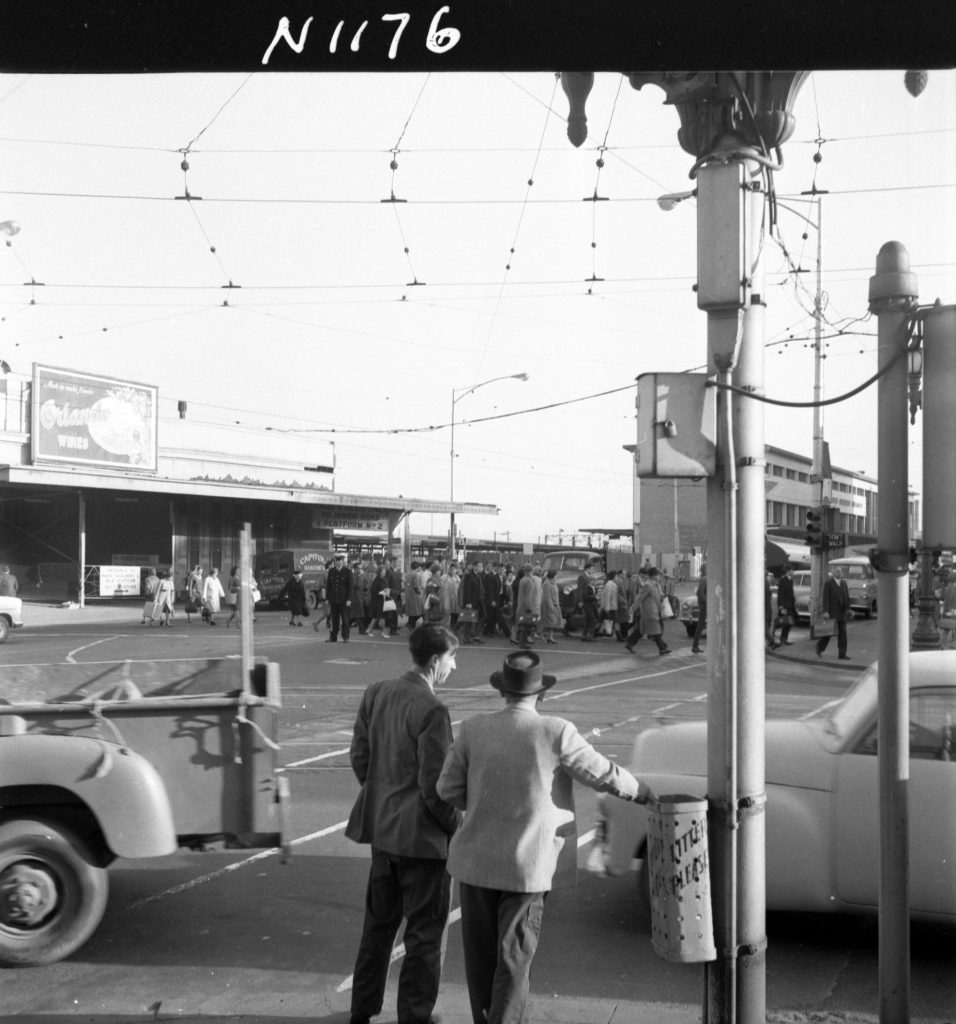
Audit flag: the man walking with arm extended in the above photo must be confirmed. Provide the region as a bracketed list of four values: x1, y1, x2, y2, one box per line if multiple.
[346, 624, 462, 1024]
[437, 651, 655, 1024]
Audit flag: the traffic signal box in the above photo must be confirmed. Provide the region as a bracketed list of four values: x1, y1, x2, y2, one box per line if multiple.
[805, 508, 825, 550]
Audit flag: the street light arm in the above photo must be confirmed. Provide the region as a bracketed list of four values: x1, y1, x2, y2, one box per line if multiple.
[452, 372, 529, 405]
[449, 371, 527, 561]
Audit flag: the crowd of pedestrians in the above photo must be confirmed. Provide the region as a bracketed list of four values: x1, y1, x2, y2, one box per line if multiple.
[131, 552, 695, 659]
[322, 555, 690, 658]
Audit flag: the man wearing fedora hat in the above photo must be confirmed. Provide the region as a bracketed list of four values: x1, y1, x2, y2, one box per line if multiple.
[346, 624, 461, 1024]
[438, 651, 654, 1024]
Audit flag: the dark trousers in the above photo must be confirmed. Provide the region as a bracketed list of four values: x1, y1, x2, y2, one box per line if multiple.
[458, 882, 546, 1024]
[582, 603, 599, 638]
[778, 609, 793, 644]
[350, 848, 451, 1024]
[329, 602, 350, 640]
[816, 620, 847, 657]
[692, 607, 706, 650]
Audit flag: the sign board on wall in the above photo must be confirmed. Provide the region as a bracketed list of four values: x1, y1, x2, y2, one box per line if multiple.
[312, 508, 390, 532]
[32, 365, 158, 472]
[98, 565, 142, 597]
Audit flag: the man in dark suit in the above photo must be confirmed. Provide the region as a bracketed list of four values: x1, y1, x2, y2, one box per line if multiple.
[774, 564, 797, 647]
[325, 552, 353, 642]
[481, 562, 502, 637]
[816, 566, 851, 660]
[346, 624, 461, 1024]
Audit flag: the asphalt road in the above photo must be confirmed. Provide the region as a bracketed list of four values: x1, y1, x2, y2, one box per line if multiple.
[1, 609, 953, 1023]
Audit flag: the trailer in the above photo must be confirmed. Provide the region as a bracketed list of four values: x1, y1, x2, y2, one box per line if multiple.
[0, 658, 287, 966]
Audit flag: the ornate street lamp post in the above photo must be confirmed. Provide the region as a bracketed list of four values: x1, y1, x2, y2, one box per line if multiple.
[562, 70, 808, 1024]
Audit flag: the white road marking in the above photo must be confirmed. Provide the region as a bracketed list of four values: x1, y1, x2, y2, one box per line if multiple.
[64, 636, 124, 664]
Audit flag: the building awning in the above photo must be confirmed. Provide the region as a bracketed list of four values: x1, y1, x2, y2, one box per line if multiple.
[0, 465, 497, 517]
[766, 538, 811, 569]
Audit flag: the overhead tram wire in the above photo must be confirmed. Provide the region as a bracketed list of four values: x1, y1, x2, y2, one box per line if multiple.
[381, 74, 431, 298]
[465, 74, 560, 388]
[582, 75, 625, 295]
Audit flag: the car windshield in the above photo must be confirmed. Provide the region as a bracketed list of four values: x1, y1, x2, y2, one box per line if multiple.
[827, 663, 878, 741]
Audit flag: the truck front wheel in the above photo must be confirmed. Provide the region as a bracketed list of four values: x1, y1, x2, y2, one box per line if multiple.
[0, 818, 109, 966]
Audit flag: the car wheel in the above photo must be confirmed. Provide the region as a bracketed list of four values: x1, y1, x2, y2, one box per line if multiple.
[0, 618, 8, 643]
[0, 818, 109, 966]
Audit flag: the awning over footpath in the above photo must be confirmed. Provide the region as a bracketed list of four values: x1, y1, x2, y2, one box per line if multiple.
[765, 538, 811, 570]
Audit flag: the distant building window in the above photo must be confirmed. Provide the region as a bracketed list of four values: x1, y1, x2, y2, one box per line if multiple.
[798, 472, 809, 483]
[772, 465, 784, 478]
[786, 469, 796, 480]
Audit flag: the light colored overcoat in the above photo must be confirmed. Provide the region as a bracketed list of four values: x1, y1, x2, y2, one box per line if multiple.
[437, 704, 639, 892]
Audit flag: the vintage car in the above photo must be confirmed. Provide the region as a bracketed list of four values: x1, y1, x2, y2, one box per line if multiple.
[828, 557, 879, 618]
[0, 594, 24, 642]
[791, 569, 813, 623]
[678, 594, 702, 637]
[540, 550, 606, 628]
[593, 651, 956, 924]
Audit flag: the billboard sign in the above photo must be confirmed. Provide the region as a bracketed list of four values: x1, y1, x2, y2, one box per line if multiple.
[32, 365, 158, 472]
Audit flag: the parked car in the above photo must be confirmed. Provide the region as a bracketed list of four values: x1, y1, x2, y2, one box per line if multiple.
[593, 651, 956, 924]
[678, 594, 702, 637]
[0, 594, 24, 643]
[792, 570, 812, 623]
[828, 557, 878, 618]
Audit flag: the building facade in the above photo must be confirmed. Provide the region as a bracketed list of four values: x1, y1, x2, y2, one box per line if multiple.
[0, 364, 494, 601]
[633, 443, 919, 569]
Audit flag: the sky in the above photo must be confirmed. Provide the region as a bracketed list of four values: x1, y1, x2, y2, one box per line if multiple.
[1, 68, 954, 544]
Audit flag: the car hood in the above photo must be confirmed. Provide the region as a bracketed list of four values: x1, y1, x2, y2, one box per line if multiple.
[631, 717, 834, 792]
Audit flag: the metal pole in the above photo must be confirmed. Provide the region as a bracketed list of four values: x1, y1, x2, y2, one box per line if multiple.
[449, 389, 456, 565]
[239, 523, 254, 692]
[868, 240, 918, 1024]
[78, 491, 86, 608]
[809, 193, 829, 635]
[700, 157, 766, 1024]
[731, 171, 768, 1024]
[914, 302, 956, 646]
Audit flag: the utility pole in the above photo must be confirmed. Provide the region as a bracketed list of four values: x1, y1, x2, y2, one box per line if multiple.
[561, 70, 810, 1024]
[804, 189, 830, 635]
[869, 241, 918, 1024]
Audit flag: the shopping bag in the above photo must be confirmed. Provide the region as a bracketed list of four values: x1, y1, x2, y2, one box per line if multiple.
[458, 608, 478, 624]
[143, 601, 157, 621]
[661, 600, 674, 620]
[382, 598, 397, 612]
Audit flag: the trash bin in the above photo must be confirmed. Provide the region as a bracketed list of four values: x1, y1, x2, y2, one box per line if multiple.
[646, 794, 716, 963]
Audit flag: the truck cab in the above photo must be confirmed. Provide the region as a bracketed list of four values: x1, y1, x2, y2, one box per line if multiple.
[255, 548, 330, 610]
[540, 550, 606, 625]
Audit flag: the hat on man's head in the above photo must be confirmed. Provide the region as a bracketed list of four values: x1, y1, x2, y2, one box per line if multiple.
[647, 567, 659, 577]
[292, 569, 303, 576]
[490, 651, 557, 696]
[334, 553, 345, 561]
